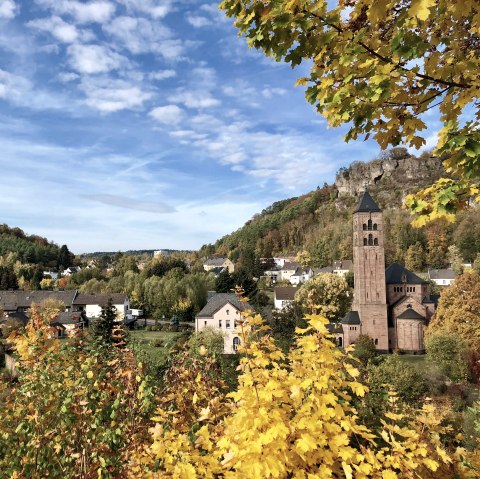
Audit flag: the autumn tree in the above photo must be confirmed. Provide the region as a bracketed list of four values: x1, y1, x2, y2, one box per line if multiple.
[426, 271, 480, 350]
[220, 0, 480, 224]
[405, 242, 426, 271]
[295, 272, 351, 321]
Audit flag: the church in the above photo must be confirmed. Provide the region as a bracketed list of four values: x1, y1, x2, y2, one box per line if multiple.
[339, 191, 438, 353]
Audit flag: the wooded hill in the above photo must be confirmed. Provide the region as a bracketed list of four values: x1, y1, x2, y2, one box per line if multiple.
[201, 149, 480, 270]
[0, 224, 74, 269]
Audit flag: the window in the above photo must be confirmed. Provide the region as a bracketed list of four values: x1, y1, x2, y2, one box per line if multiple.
[204, 321, 207, 326]
[218, 320, 222, 328]
[373, 223, 378, 231]
[363, 223, 367, 231]
[226, 320, 231, 329]
[363, 238, 368, 246]
[374, 339, 378, 345]
[226, 309, 229, 315]
[374, 238, 378, 246]
[233, 337, 241, 351]
[337, 337, 343, 347]
[368, 234, 373, 246]
[234, 320, 237, 328]
[367, 219, 373, 231]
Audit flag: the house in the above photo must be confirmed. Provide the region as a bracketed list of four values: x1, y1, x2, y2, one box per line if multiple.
[0, 290, 78, 314]
[279, 262, 301, 282]
[203, 257, 235, 274]
[73, 293, 130, 319]
[339, 191, 437, 354]
[274, 287, 297, 310]
[54, 311, 88, 336]
[262, 265, 281, 284]
[62, 267, 80, 276]
[154, 249, 170, 257]
[289, 267, 313, 285]
[43, 271, 59, 280]
[427, 268, 456, 287]
[273, 257, 296, 268]
[0, 291, 130, 324]
[332, 260, 354, 278]
[195, 293, 252, 354]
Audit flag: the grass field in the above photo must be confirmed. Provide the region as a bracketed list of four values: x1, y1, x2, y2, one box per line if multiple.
[398, 354, 427, 372]
[129, 330, 188, 366]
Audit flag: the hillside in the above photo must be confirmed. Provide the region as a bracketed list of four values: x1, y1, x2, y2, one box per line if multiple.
[0, 224, 74, 269]
[203, 149, 480, 269]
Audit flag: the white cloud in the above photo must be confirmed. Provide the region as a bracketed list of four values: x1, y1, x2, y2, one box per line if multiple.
[87, 194, 175, 213]
[116, 0, 172, 18]
[80, 77, 152, 112]
[67, 43, 126, 74]
[58, 71, 80, 82]
[186, 15, 211, 28]
[0, 0, 17, 19]
[148, 69, 176, 81]
[102, 16, 171, 54]
[34, 0, 115, 23]
[261, 87, 287, 99]
[27, 16, 83, 43]
[168, 89, 220, 109]
[149, 105, 185, 125]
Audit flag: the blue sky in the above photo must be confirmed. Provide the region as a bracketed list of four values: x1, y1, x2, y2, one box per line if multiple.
[0, 0, 388, 254]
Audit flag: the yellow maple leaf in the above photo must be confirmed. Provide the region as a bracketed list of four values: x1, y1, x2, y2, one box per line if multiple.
[408, 0, 436, 21]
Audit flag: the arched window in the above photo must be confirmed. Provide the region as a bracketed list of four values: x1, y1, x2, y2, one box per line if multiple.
[368, 234, 373, 246]
[337, 337, 343, 347]
[374, 338, 378, 345]
[373, 223, 378, 230]
[367, 219, 373, 230]
[363, 223, 367, 231]
[233, 337, 241, 351]
[374, 238, 378, 246]
[363, 238, 367, 246]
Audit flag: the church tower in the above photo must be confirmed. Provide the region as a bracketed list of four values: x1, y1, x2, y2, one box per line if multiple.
[343, 191, 389, 351]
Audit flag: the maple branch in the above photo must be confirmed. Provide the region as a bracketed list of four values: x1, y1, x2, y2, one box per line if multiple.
[303, 10, 472, 90]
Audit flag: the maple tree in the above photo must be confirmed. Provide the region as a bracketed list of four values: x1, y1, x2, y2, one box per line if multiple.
[219, 0, 480, 224]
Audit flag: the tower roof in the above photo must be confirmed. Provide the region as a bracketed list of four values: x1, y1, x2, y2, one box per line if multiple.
[385, 263, 427, 285]
[354, 191, 381, 213]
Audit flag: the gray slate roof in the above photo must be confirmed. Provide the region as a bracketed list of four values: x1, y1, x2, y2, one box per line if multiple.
[274, 287, 297, 301]
[354, 191, 381, 213]
[74, 293, 128, 306]
[341, 311, 361, 325]
[428, 269, 456, 280]
[333, 260, 353, 271]
[196, 293, 252, 318]
[397, 307, 426, 321]
[0, 290, 78, 311]
[204, 257, 229, 266]
[385, 263, 427, 285]
[326, 322, 344, 334]
[282, 261, 301, 271]
[55, 311, 86, 325]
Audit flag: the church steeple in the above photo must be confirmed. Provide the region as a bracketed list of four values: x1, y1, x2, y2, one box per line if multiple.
[354, 191, 381, 213]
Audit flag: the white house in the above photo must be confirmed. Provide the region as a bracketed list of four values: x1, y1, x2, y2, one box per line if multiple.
[427, 268, 456, 287]
[203, 257, 235, 274]
[274, 287, 297, 310]
[332, 260, 354, 278]
[280, 261, 301, 282]
[73, 293, 130, 319]
[195, 293, 252, 354]
[289, 267, 314, 285]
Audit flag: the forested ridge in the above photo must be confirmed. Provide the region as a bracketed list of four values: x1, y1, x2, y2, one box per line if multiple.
[204, 150, 480, 270]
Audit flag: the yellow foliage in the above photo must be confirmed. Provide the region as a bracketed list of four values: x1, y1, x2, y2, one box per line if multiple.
[130, 312, 478, 478]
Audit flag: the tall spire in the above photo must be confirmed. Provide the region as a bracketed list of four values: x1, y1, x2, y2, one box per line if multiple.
[354, 191, 381, 213]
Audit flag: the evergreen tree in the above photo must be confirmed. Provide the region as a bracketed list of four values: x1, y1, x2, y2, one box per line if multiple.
[0, 265, 18, 290]
[91, 298, 117, 345]
[215, 269, 234, 293]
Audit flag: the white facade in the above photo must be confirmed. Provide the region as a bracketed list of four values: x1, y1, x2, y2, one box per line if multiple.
[195, 302, 243, 354]
[83, 300, 129, 319]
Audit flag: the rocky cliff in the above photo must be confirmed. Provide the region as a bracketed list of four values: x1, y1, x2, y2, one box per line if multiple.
[334, 149, 444, 203]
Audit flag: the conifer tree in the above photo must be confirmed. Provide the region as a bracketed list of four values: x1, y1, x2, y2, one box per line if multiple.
[91, 298, 117, 345]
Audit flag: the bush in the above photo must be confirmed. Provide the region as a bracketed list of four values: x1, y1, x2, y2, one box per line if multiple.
[352, 334, 376, 364]
[425, 332, 470, 383]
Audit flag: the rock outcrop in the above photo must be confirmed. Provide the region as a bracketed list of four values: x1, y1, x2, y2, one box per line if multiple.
[334, 149, 444, 199]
